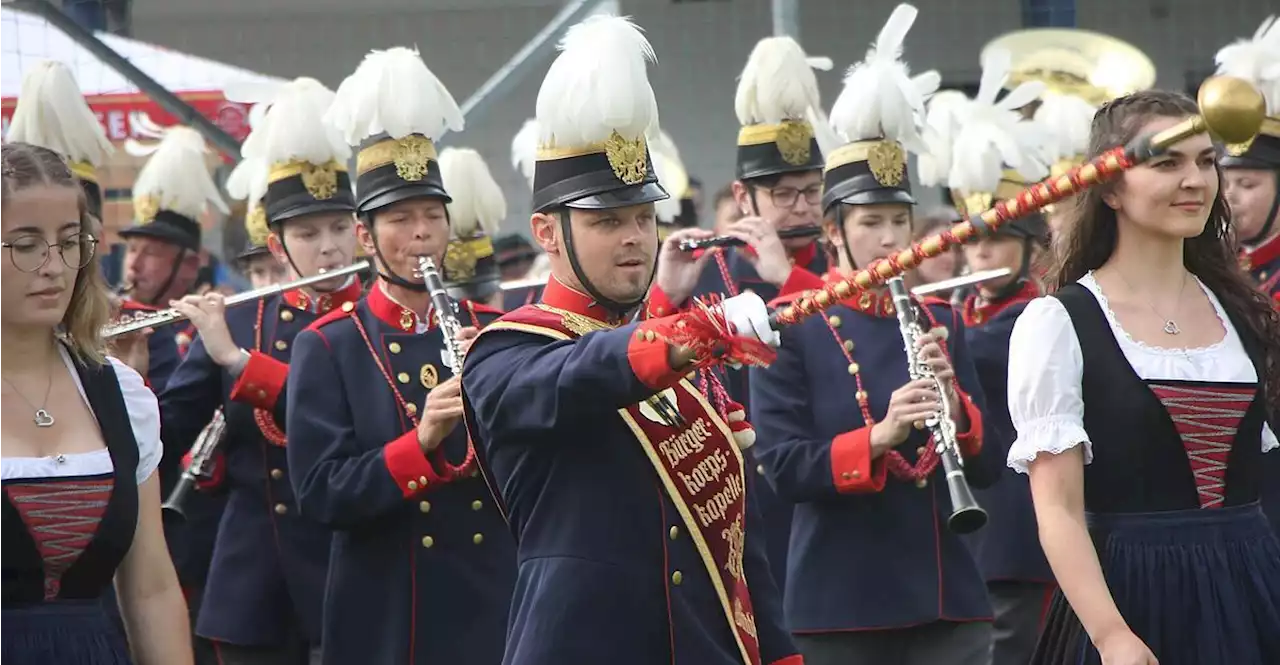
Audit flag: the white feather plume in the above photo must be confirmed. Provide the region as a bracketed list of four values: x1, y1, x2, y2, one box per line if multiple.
[438, 147, 506, 240]
[7, 61, 113, 165]
[916, 90, 969, 186]
[536, 15, 659, 149]
[1214, 16, 1280, 115]
[828, 4, 938, 154]
[511, 118, 539, 190]
[648, 131, 687, 221]
[325, 46, 465, 146]
[242, 77, 350, 168]
[225, 154, 268, 205]
[735, 36, 825, 126]
[925, 48, 1050, 195]
[1034, 92, 1097, 164]
[133, 126, 229, 218]
[808, 106, 843, 159]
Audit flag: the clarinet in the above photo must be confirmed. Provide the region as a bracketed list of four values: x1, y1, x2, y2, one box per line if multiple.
[162, 408, 227, 519]
[416, 256, 465, 372]
[885, 276, 988, 534]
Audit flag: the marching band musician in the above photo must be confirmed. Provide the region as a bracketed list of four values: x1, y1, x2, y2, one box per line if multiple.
[461, 14, 799, 664]
[236, 199, 289, 289]
[285, 46, 514, 665]
[157, 78, 364, 665]
[6, 61, 185, 392]
[749, 9, 1007, 662]
[437, 147, 507, 312]
[651, 130, 694, 243]
[1214, 16, 1280, 538]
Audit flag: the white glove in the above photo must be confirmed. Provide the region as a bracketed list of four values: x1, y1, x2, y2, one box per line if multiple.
[721, 291, 780, 348]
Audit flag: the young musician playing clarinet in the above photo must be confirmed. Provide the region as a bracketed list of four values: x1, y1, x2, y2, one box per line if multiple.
[1215, 17, 1280, 537]
[462, 14, 798, 665]
[156, 78, 365, 665]
[1010, 89, 1280, 665]
[284, 47, 515, 665]
[749, 9, 1010, 663]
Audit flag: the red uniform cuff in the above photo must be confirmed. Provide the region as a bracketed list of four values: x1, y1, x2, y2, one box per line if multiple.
[955, 390, 984, 458]
[768, 656, 805, 665]
[383, 431, 444, 498]
[627, 319, 686, 391]
[229, 351, 289, 411]
[645, 285, 684, 319]
[831, 426, 887, 494]
[181, 449, 224, 490]
[778, 266, 824, 297]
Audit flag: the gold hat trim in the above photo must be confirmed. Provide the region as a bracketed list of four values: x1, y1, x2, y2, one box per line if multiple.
[535, 131, 649, 186]
[245, 201, 271, 246]
[269, 159, 346, 200]
[357, 135, 438, 181]
[133, 194, 160, 225]
[951, 169, 1028, 217]
[737, 121, 814, 166]
[1225, 116, 1280, 157]
[443, 236, 495, 282]
[69, 161, 98, 184]
[824, 139, 907, 187]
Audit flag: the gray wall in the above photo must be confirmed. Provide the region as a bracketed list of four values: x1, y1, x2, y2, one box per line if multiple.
[129, 0, 1271, 235]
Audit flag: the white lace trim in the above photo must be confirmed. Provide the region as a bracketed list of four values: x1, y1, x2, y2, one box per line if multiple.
[1080, 272, 1229, 356]
[1007, 415, 1092, 475]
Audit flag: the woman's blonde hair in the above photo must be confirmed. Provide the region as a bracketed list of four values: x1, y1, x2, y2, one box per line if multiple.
[2, 142, 113, 365]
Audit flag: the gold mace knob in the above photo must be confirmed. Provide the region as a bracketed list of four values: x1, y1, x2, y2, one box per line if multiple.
[1197, 76, 1266, 145]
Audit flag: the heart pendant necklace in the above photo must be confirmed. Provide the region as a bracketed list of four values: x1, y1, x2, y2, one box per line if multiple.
[3, 369, 56, 428]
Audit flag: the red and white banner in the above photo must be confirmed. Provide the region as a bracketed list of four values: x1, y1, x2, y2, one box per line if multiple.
[1, 91, 253, 145]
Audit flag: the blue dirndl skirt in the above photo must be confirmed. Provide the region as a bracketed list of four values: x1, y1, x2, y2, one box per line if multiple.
[1032, 502, 1280, 665]
[2, 599, 134, 664]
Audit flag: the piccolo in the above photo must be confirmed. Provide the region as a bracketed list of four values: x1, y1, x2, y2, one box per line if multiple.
[678, 225, 823, 252]
[103, 261, 371, 339]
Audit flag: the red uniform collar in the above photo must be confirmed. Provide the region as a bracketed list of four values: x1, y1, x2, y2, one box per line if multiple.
[821, 270, 897, 318]
[539, 274, 629, 327]
[1241, 232, 1280, 272]
[366, 281, 434, 332]
[723, 238, 818, 269]
[282, 277, 363, 315]
[962, 279, 1041, 327]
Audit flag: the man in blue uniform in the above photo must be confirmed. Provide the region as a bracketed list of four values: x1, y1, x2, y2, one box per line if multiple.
[284, 46, 515, 665]
[461, 14, 798, 665]
[749, 9, 1004, 663]
[159, 78, 365, 665]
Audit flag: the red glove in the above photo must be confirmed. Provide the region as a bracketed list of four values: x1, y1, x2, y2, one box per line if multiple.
[181, 449, 225, 491]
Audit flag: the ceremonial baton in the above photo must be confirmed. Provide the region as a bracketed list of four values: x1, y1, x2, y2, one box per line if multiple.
[770, 76, 1266, 329]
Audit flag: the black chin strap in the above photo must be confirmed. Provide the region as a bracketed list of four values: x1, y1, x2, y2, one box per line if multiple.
[983, 236, 1037, 303]
[361, 213, 427, 293]
[557, 210, 650, 317]
[1241, 170, 1280, 247]
[275, 232, 344, 294]
[833, 206, 858, 273]
[139, 249, 186, 306]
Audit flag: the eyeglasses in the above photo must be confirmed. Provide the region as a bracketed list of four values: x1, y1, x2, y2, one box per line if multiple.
[762, 184, 823, 209]
[1, 232, 98, 273]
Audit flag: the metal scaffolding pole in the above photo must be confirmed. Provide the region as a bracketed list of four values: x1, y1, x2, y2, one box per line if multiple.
[13, 0, 241, 160]
[771, 0, 799, 38]
[438, 0, 618, 144]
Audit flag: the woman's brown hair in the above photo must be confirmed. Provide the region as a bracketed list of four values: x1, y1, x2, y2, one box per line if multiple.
[1052, 89, 1280, 402]
[2, 142, 113, 365]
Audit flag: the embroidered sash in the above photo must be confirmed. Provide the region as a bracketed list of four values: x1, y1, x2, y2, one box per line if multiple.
[483, 305, 762, 665]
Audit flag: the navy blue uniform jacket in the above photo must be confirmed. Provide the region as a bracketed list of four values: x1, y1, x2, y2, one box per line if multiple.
[286, 282, 516, 665]
[462, 275, 801, 665]
[158, 281, 363, 646]
[749, 286, 1000, 633]
[1242, 234, 1280, 535]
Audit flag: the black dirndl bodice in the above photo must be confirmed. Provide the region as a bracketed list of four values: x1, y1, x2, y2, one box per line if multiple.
[2, 351, 141, 664]
[1031, 284, 1280, 665]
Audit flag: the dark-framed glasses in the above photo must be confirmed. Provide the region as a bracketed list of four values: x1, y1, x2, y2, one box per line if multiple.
[1, 232, 98, 273]
[764, 184, 823, 209]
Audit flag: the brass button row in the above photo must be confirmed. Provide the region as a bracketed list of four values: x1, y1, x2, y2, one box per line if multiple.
[419, 534, 487, 548]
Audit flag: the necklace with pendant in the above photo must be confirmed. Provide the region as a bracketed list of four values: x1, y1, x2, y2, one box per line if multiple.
[1116, 269, 1188, 336]
[3, 370, 56, 427]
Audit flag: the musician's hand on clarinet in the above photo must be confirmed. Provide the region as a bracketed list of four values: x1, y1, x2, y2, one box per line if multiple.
[417, 376, 464, 454]
[655, 228, 717, 304]
[169, 293, 240, 367]
[112, 328, 153, 378]
[869, 379, 942, 456]
[723, 217, 790, 287]
[914, 333, 960, 413]
[1097, 629, 1158, 665]
[455, 326, 480, 356]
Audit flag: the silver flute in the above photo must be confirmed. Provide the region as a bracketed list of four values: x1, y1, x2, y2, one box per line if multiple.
[416, 256, 465, 373]
[886, 276, 987, 534]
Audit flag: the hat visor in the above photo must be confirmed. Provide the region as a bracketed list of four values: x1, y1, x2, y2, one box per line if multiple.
[1219, 155, 1277, 170]
[359, 184, 452, 216]
[824, 187, 915, 213]
[237, 245, 272, 262]
[270, 200, 357, 226]
[564, 182, 669, 210]
[117, 224, 199, 252]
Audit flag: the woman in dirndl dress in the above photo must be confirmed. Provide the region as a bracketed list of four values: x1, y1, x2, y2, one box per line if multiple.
[1007, 89, 1280, 665]
[1, 143, 193, 664]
